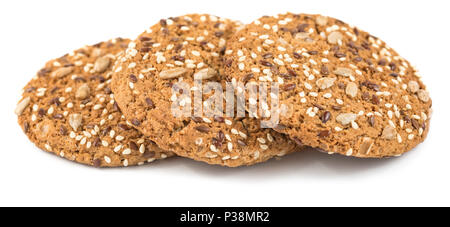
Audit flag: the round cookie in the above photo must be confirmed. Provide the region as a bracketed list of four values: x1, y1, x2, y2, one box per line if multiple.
[15, 38, 173, 167]
[111, 14, 300, 167]
[222, 13, 432, 158]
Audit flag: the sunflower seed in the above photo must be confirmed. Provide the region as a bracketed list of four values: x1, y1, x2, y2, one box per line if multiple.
[359, 137, 374, 154]
[417, 90, 430, 102]
[93, 56, 111, 73]
[315, 77, 336, 90]
[75, 83, 90, 100]
[51, 67, 73, 78]
[316, 16, 328, 26]
[336, 113, 357, 125]
[15, 97, 31, 116]
[327, 31, 343, 44]
[382, 125, 397, 140]
[159, 68, 187, 79]
[345, 82, 358, 98]
[69, 114, 83, 131]
[194, 68, 216, 80]
[334, 67, 353, 77]
[408, 81, 420, 93]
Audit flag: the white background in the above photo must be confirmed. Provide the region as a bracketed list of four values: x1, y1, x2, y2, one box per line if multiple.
[0, 0, 448, 207]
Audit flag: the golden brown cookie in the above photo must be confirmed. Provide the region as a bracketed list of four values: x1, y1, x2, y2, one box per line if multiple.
[15, 38, 173, 167]
[222, 13, 432, 158]
[111, 14, 300, 167]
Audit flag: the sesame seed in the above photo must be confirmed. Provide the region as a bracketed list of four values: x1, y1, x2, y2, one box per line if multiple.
[277, 46, 286, 52]
[227, 142, 233, 152]
[47, 106, 54, 115]
[128, 62, 136, 68]
[304, 82, 312, 90]
[139, 144, 145, 154]
[346, 149, 353, 156]
[251, 68, 261, 73]
[93, 104, 102, 110]
[191, 50, 200, 56]
[257, 138, 266, 144]
[205, 153, 217, 159]
[388, 111, 393, 119]
[274, 58, 284, 65]
[83, 131, 92, 138]
[421, 112, 428, 121]
[264, 39, 275, 45]
[389, 120, 396, 128]
[238, 63, 245, 71]
[122, 148, 131, 155]
[267, 133, 274, 142]
[254, 151, 260, 159]
[114, 145, 122, 153]
[397, 134, 403, 143]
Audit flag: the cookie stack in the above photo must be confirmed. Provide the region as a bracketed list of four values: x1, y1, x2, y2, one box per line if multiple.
[15, 13, 432, 167]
